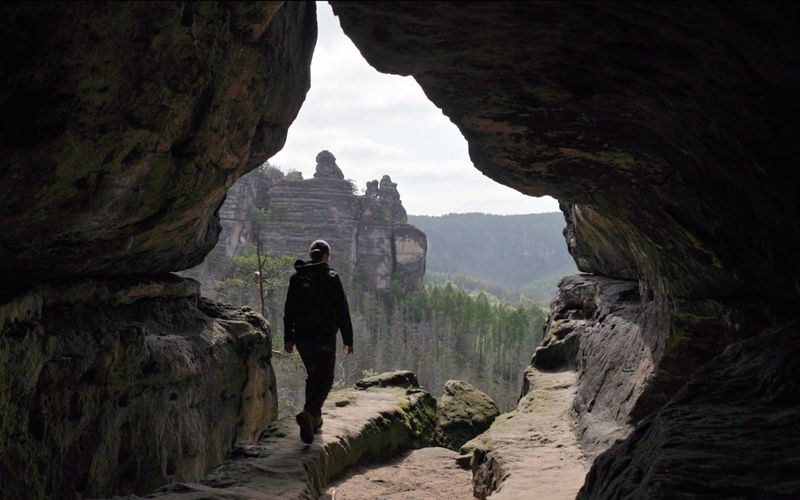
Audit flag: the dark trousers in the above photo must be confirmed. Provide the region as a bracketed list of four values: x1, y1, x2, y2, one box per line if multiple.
[296, 337, 336, 417]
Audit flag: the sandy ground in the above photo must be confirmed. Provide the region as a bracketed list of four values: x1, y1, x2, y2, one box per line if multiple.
[322, 447, 473, 500]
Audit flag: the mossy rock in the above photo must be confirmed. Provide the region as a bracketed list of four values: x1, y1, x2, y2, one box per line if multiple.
[436, 380, 500, 450]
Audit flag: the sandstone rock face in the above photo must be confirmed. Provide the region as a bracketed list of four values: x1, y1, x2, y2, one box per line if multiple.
[1, 3, 314, 496]
[0, 276, 276, 498]
[331, 2, 800, 494]
[185, 155, 427, 295]
[559, 203, 637, 281]
[436, 380, 500, 451]
[532, 275, 662, 457]
[0, 1, 315, 289]
[579, 323, 800, 499]
[155, 372, 437, 499]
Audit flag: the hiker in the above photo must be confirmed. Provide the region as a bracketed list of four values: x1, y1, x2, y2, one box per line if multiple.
[284, 239, 354, 444]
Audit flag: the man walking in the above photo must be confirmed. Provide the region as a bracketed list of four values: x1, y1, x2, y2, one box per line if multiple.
[284, 239, 354, 444]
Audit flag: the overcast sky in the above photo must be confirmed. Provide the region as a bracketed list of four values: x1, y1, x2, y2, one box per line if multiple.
[270, 2, 559, 216]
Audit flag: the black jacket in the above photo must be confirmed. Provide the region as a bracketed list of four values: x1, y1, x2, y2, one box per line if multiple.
[283, 259, 354, 346]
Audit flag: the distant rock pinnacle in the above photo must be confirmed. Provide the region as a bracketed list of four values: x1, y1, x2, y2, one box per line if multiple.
[314, 150, 345, 179]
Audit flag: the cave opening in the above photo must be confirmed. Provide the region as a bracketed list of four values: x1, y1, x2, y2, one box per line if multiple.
[2, 1, 799, 498]
[184, 0, 577, 426]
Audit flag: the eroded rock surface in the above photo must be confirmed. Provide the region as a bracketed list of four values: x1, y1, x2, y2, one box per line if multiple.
[331, 1, 800, 306]
[0, 276, 276, 498]
[0, 1, 315, 288]
[436, 380, 499, 451]
[155, 374, 437, 499]
[533, 275, 658, 456]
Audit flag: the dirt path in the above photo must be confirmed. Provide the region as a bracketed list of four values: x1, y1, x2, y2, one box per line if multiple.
[322, 447, 473, 500]
[466, 368, 589, 499]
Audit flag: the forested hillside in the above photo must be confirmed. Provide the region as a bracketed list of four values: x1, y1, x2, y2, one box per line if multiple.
[409, 212, 577, 304]
[270, 283, 546, 412]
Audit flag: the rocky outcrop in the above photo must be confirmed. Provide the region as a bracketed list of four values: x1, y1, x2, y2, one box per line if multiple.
[436, 380, 499, 451]
[331, 1, 800, 306]
[185, 152, 427, 295]
[0, 276, 276, 498]
[559, 203, 637, 281]
[461, 275, 649, 497]
[155, 372, 437, 499]
[330, 2, 800, 495]
[354, 369, 420, 390]
[0, 2, 315, 290]
[312, 150, 344, 179]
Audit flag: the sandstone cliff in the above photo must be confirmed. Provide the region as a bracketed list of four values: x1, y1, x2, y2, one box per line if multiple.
[184, 150, 427, 296]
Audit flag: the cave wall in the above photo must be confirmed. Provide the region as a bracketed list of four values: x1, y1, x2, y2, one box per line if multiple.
[331, 1, 800, 307]
[0, 1, 315, 290]
[0, 1, 316, 497]
[580, 322, 800, 499]
[330, 1, 800, 495]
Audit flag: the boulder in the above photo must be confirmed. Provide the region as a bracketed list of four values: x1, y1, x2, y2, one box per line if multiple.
[436, 380, 499, 451]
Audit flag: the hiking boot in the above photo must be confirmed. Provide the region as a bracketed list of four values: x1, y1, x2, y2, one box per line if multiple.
[296, 411, 314, 444]
[313, 415, 323, 433]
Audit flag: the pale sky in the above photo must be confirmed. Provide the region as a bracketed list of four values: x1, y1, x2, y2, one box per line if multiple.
[270, 2, 559, 216]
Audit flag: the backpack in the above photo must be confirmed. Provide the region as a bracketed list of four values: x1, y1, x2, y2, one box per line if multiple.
[291, 269, 334, 333]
